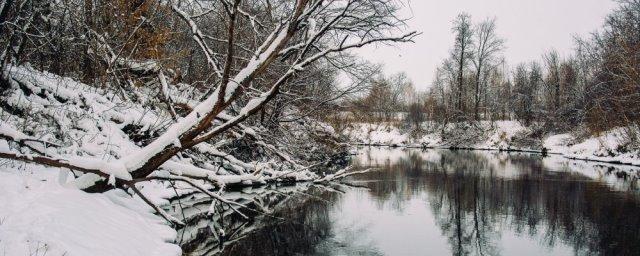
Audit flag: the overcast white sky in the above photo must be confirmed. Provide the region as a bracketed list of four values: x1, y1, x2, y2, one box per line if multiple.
[354, 0, 616, 91]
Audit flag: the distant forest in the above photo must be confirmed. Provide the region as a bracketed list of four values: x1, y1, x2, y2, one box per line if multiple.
[347, 0, 639, 139]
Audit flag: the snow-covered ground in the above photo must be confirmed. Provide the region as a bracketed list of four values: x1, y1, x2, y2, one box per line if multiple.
[544, 127, 640, 166]
[343, 121, 640, 167]
[0, 164, 181, 256]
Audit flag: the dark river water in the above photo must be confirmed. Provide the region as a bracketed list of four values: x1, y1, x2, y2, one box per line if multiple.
[178, 148, 640, 256]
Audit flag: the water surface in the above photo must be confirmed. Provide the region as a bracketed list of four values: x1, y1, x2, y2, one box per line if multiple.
[181, 148, 640, 256]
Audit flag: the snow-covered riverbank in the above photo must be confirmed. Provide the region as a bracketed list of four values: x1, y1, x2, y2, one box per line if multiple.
[0, 164, 182, 256]
[343, 121, 640, 167]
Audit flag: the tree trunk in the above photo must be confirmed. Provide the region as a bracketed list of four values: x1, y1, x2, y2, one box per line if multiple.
[474, 62, 482, 121]
[458, 49, 465, 116]
[82, 0, 94, 83]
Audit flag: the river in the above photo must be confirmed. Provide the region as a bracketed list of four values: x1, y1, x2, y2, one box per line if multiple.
[177, 147, 640, 256]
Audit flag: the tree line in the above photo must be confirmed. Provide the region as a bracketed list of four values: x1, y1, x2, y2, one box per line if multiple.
[429, 0, 640, 136]
[349, 0, 639, 140]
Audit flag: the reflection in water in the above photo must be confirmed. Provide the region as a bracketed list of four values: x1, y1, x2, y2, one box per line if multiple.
[171, 184, 338, 256]
[218, 191, 335, 256]
[181, 148, 640, 256]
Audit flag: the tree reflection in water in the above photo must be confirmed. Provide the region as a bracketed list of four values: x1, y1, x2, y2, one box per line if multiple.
[172, 184, 341, 256]
[179, 149, 640, 256]
[355, 149, 640, 256]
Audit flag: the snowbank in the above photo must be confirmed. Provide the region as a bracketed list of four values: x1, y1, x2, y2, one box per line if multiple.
[544, 127, 640, 166]
[343, 121, 640, 167]
[0, 166, 181, 256]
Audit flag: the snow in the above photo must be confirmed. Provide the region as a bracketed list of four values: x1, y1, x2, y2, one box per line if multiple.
[543, 134, 573, 154]
[224, 25, 289, 102]
[239, 95, 267, 116]
[308, 18, 317, 35]
[0, 123, 29, 142]
[0, 166, 181, 256]
[117, 59, 159, 74]
[158, 72, 172, 101]
[67, 157, 132, 181]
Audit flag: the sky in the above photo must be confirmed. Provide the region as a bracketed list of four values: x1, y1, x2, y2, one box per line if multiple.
[354, 0, 617, 91]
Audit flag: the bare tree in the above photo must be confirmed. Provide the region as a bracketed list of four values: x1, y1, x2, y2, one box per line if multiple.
[472, 18, 504, 121]
[406, 102, 425, 131]
[451, 13, 474, 119]
[543, 49, 561, 114]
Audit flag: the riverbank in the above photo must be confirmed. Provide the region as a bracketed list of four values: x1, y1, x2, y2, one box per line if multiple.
[343, 121, 640, 167]
[0, 164, 182, 256]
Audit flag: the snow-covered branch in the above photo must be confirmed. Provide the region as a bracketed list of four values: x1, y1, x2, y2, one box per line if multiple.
[172, 5, 224, 79]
